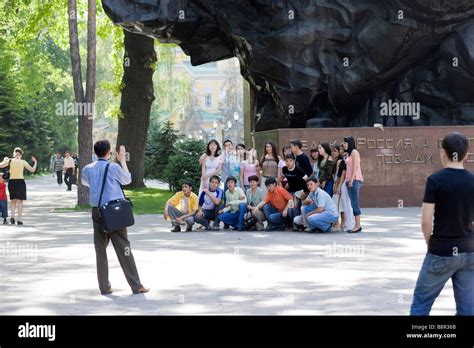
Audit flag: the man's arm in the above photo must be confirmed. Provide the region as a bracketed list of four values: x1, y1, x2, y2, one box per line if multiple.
[114, 145, 132, 185]
[204, 189, 222, 206]
[421, 203, 434, 246]
[81, 167, 90, 187]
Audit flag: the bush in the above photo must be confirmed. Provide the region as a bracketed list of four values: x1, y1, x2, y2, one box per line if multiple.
[144, 120, 178, 180]
[163, 138, 206, 192]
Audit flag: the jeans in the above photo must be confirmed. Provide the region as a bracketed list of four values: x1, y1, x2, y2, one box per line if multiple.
[347, 180, 362, 216]
[218, 203, 248, 230]
[56, 171, 63, 184]
[410, 252, 474, 316]
[166, 206, 194, 227]
[193, 203, 224, 228]
[64, 168, 74, 190]
[307, 210, 338, 231]
[0, 200, 7, 218]
[293, 204, 316, 226]
[263, 203, 287, 230]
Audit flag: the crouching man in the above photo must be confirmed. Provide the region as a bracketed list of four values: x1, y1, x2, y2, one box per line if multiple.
[164, 181, 199, 232]
[218, 176, 247, 231]
[294, 178, 338, 233]
[194, 175, 224, 231]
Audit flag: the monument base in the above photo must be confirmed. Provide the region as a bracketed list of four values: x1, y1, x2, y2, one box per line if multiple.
[252, 126, 474, 208]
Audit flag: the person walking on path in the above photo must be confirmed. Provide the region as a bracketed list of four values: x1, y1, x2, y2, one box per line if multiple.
[63, 151, 75, 191]
[410, 132, 474, 316]
[52, 152, 65, 185]
[81, 140, 149, 296]
[0, 147, 37, 226]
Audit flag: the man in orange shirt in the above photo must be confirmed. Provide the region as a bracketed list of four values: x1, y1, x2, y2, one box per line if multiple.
[256, 177, 293, 231]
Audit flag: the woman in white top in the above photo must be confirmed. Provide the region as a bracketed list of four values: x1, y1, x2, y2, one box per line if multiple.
[199, 140, 223, 194]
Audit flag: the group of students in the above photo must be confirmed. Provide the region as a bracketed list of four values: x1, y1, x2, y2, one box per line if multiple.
[164, 137, 364, 233]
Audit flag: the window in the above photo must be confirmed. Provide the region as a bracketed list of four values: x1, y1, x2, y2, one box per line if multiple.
[205, 93, 212, 109]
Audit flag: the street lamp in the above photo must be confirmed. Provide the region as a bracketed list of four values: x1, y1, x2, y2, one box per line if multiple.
[233, 112, 239, 122]
[213, 120, 218, 129]
[227, 120, 232, 129]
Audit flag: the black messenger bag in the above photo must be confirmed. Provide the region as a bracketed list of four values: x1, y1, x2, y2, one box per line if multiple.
[97, 163, 134, 232]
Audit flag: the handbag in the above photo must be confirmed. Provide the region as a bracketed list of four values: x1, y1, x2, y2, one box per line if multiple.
[97, 163, 135, 232]
[2, 159, 11, 181]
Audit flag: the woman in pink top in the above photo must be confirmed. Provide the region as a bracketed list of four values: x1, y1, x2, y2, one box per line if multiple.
[240, 148, 260, 190]
[343, 136, 364, 233]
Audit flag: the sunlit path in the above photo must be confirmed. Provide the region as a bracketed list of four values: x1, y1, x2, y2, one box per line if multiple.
[0, 175, 456, 315]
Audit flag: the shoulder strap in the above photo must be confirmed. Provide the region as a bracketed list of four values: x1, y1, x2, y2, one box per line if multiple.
[98, 163, 110, 207]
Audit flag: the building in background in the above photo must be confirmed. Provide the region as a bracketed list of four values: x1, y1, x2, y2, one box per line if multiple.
[172, 48, 244, 144]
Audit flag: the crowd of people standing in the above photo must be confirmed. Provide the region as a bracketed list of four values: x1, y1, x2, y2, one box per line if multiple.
[164, 137, 364, 233]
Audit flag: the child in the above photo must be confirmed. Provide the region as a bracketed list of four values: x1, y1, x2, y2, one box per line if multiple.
[0, 176, 8, 224]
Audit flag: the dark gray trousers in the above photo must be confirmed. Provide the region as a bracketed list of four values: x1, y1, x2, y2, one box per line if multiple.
[92, 208, 142, 294]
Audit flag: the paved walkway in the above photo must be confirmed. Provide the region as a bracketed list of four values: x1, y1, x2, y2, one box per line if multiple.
[0, 175, 455, 315]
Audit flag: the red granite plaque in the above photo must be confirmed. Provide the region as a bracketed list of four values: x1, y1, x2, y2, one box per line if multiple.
[253, 126, 474, 207]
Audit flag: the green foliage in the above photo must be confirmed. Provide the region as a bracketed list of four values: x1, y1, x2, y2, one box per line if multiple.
[145, 120, 179, 181]
[0, 1, 77, 170]
[163, 139, 206, 192]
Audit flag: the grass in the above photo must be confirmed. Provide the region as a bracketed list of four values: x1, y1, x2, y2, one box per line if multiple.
[53, 187, 174, 215]
[123, 187, 174, 215]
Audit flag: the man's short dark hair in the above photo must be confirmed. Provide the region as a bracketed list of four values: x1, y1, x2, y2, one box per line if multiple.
[226, 176, 237, 184]
[209, 175, 221, 183]
[285, 154, 296, 160]
[248, 175, 259, 183]
[94, 140, 111, 158]
[265, 177, 277, 186]
[223, 140, 233, 146]
[182, 181, 193, 188]
[290, 140, 303, 149]
[307, 177, 319, 185]
[442, 132, 468, 162]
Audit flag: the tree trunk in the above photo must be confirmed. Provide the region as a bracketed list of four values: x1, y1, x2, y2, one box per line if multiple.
[67, 0, 95, 206]
[116, 30, 156, 188]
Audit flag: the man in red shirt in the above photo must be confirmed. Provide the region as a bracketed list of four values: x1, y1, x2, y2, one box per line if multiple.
[0, 176, 8, 224]
[257, 177, 293, 231]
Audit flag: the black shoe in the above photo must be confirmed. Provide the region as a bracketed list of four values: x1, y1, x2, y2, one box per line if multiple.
[223, 224, 230, 230]
[17, 221, 23, 226]
[171, 225, 181, 232]
[101, 288, 113, 295]
[293, 224, 305, 232]
[347, 227, 362, 233]
[3, 219, 7, 225]
[185, 225, 193, 232]
[10, 218, 15, 224]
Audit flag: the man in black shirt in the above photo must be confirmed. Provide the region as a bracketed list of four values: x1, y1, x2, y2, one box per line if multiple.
[410, 132, 474, 316]
[281, 155, 309, 194]
[290, 140, 313, 177]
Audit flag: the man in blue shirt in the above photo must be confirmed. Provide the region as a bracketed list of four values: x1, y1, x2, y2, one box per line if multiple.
[293, 177, 338, 233]
[82, 140, 149, 295]
[194, 175, 224, 230]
